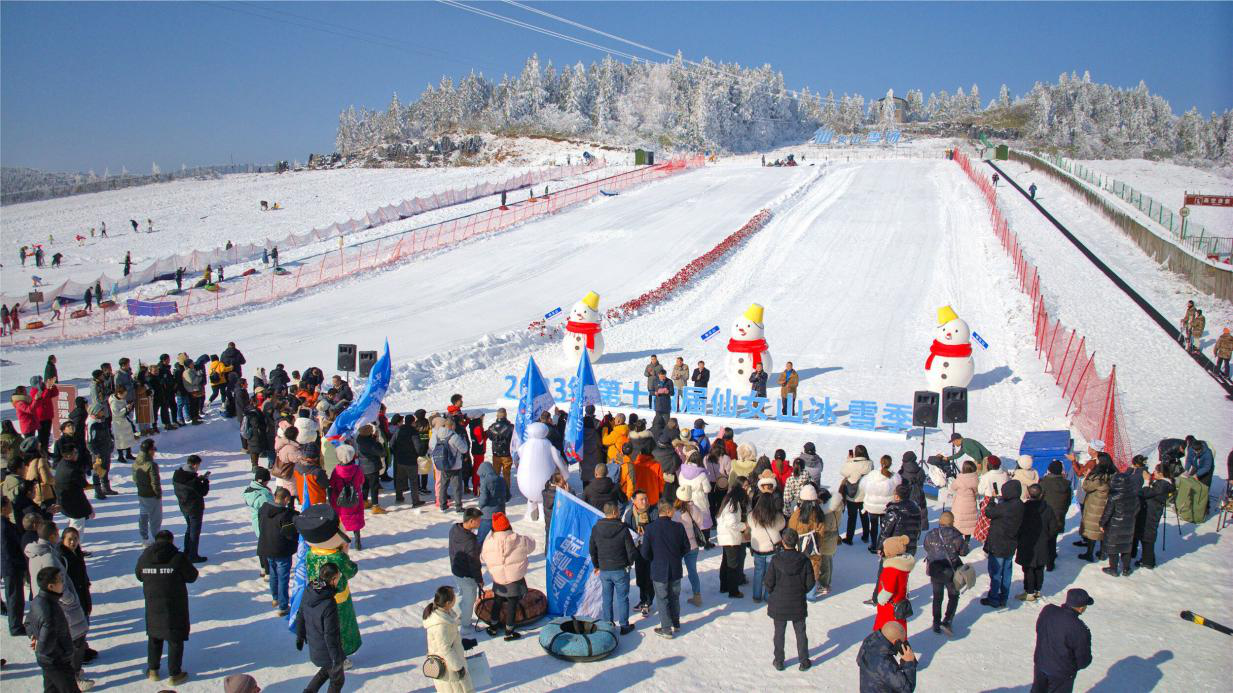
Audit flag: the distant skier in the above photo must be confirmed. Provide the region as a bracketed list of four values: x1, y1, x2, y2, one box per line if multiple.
[131, 219, 139, 233]
[51, 252, 62, 268]
[19, 245, 27, 266]
[51, 296, 63, 321]
[226, 241, 233, 251]
[146, 218, 154, 233]
[271, 246, 279, 269]
[100, 221, 108, 237]
[203, 264, 213, 285]
[218, 265, 225, 283]
[992, 172, 1000, 188]
[34, 246, 44, 267]
[261, 248, 269, 265]
[123, 251, 132, 276]
[175, 267, 184, 292]
[84, 287, 94, 312]
[1029, 183, 1038, 200]
[94, 280, 103, 303]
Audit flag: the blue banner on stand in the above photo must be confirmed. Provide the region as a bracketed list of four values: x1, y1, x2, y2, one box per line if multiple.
[546, 489, 604, 617]
[564, 350, 600, 463]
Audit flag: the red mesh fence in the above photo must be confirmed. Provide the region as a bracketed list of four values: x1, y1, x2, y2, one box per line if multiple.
[5, 156, 705, 347]
[953, 150, 1132, 469]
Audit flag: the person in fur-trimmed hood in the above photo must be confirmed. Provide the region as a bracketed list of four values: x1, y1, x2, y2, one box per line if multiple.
[872, 535, 915, 632]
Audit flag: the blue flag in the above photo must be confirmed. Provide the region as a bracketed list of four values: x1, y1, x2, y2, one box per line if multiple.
[546, 488, 604, 617]
[564, 349, 600, 464]
[326, 340, 391, 441]
[286, 476, 312, 633]
[511, 356, 555, 459]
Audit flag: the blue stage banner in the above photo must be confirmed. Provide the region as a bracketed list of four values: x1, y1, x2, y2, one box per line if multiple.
[546, 489, 603, 618]
[126, 299, 178, 317]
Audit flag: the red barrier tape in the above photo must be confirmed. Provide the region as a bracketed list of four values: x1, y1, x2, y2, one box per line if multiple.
[951, 149, 1132, 469]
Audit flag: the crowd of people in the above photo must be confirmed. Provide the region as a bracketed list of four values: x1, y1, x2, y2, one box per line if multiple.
[2, 339, 1230, 693]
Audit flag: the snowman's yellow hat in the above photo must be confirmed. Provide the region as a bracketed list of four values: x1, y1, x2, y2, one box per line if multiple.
[582, 291, 600, 311]
[743, 303, 764, 325]
[937, 305, 959, 325]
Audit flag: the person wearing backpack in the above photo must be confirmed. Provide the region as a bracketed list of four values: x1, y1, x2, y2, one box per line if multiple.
[328, 445, 366, 549]
[430, 416, 470, 513]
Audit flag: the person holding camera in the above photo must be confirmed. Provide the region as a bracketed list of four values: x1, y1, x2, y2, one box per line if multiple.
[857, 620, 916, 692]
[171, 455, 210, 563]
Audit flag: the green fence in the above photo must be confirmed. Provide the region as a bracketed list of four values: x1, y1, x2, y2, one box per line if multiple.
[1030, 151, 1232, 261]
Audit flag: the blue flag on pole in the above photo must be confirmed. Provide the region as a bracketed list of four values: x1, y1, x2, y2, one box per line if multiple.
[546, 488, 604, 617]
[511, 356, 555, 460]
[563, 349, 600, 464]
[326, 340, 392, 442]
[286, 476, 312, 633]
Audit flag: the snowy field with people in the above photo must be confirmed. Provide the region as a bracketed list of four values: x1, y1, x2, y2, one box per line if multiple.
[1, 140, 1231, 693]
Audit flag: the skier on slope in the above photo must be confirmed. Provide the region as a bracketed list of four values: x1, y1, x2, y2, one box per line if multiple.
[992, 172, 1000, 187]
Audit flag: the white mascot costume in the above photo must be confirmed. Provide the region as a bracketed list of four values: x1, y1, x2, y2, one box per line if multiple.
[725, 303, 773, 387]
[925, 305, 975, 391]
[515, 422, 568, 522]
[562, 291, 605, 361]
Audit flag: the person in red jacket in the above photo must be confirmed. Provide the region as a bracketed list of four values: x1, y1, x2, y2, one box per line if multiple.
[29, 376, 60, 452]
[469, 415, 487, 492]
[10, 385, 44, 436]
[873, 535, 916, 632]
[770, 449, 793, 487]
[711, 428, 738, 460]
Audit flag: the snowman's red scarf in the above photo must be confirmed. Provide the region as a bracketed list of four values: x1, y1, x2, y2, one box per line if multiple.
[566, 321, 602, 349]
[727, 338, 770, 370]
[926, 341, 972, 369]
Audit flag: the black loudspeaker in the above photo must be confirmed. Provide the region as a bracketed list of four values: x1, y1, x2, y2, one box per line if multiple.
[337, 344, 357, 372]
[942, 387, 968, 424]
[912, 391, 939, 428]
[358, 350, 378, 378]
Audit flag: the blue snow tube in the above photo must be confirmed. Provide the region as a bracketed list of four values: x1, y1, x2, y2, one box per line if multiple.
[538, 617, 619, 663]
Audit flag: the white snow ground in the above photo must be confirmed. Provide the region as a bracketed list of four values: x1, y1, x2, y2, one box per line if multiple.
[1072, 157, 1233, 233]
[1, 147, 1230, 691]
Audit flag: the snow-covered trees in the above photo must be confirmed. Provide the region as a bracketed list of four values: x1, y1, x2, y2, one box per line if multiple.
[335, 56, 1230, 162]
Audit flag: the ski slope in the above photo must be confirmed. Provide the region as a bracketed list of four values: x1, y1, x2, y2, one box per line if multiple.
[3, 161, 817, 382]
[990, 160, 1233, 459]
[1, 150, 1229, 692]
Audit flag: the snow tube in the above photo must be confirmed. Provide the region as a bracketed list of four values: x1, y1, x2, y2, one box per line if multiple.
[70, 309, 89, 320]
[99, 300, 117, 310]
[599, 189, 619, 196]
[273, 267, 289, 276]
[242, 268, 258, 277]
[538, 617, 618, 663]
[474, 588, 546, 627]
[24, 321, 45, 330]
[204, 284, 220, 293]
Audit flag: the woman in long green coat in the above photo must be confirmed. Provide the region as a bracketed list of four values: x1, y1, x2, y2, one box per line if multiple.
[306, 539, 361, 655]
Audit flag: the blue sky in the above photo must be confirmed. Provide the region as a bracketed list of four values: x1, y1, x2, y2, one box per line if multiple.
[2, 1, 1230, 172]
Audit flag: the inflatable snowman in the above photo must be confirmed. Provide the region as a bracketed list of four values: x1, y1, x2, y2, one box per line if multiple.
[515, 422, 568, 522]
[562, 291, 605, 361]
[925, 305, 975, 391]
[725, 303, 773, 387]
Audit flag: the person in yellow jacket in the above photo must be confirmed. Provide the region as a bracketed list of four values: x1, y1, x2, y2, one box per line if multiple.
[207, 355, 231, 406]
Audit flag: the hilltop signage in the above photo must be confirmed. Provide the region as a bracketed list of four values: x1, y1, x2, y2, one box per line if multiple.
[1183, 193, 1233, 207]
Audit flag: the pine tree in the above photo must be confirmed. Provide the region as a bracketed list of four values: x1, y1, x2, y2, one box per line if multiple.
[998, 84, 1011, 108]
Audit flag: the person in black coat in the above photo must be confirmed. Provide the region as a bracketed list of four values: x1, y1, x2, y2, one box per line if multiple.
[389, 415, 423, 505]
[581, 407, 602, 487]
[26, 566, 81, 693]
[53, 446, 93, 531]
[135, 530, 199, 684]
[639, 500, 690, 638]
[485, 410, 514, 487]
[1033, 588, 1094, 693]
[880, 486, 923, 555]
[583, 464, 626, 510]
[1015, 485, 1059, 602]
[898, 452, 929, 530]
[1038, 460, 1072, 571]
[295, 563, 346, 693]
[353, 425, 385, 511]
[2, 496, 28, 636]
[1100, 466, 1142, 577]
[981, 479, 1023, 608]
[59, 528, 92, 617]
[1133, 463, 1173, 569]
[588, 502, 638, 634]
[690, 361, 710, 389]
[448, 509, 484, 632]
[67, 397, 89, 452]
[258, 489, 299, 616]
[219, 342, 246, 378]
[857, 622, 917, 693]
[651, 371, 674, 420]
[764, 528, 815, 671]
[171, 456, 209, 562]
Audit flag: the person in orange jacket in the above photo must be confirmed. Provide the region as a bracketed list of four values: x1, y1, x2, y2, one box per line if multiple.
[633, 450, 664, 506]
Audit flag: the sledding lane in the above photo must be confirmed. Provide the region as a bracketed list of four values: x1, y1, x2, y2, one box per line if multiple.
[17, 162, 817, 379]
[598, 158, 1070, 455]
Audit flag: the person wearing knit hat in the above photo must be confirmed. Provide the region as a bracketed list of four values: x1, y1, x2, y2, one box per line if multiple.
[872, 535, 915, 631]
[480, 510, 536, 640]
[223, 673, 261, 693]
[1012, 455, 1040, 502]
[328, 443, 366, 548]
[1214, 326, 1232, 377]
[672, 485, 705, 607]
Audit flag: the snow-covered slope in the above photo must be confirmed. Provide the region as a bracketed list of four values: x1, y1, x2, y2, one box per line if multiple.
[0, 147, 1228, 692]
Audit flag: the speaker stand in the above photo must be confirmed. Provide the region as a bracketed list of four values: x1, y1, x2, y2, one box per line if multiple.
[919, 426, 927, 467]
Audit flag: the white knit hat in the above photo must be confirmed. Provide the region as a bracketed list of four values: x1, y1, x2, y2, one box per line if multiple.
[335, 444, 355, 464]
[1018, 454, 1034, 469]
[676, 486, 692, 502]
[799, 484, 818, 502]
